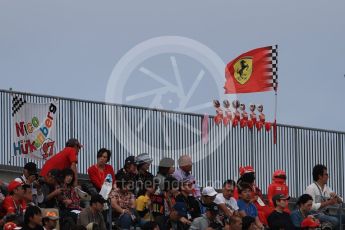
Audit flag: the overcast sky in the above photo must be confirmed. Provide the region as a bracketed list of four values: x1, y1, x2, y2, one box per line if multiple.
[1, 0, 344, 131]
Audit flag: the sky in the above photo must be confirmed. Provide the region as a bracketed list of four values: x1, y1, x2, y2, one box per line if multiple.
[1, 0, 345, 132]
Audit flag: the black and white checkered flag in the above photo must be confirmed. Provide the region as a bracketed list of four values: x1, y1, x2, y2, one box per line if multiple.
[271, 45, 278, 91]
[12, 95, 27, 117]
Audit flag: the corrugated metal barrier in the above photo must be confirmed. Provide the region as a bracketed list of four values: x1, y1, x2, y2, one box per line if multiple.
[1, 89, 344, 198]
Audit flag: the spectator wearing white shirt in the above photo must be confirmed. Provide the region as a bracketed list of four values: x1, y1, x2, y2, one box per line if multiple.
[214, 180, 239, 221]
[305, 164, 343, 228]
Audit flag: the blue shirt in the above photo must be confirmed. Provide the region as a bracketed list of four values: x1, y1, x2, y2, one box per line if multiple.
[290, 209, 305, 227]
[237, 199, 258, 218]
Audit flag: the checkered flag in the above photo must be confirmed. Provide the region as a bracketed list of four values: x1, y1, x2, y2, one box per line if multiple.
[12, 95, 27, 117]
[271, 45, 278, 91]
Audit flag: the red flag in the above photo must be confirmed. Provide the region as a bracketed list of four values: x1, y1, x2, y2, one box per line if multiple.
[224, 46, 278, 94]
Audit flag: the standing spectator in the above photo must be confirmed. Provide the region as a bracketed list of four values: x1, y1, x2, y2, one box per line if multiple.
[200, 186, 217, 214]
[267, 170, 289, 212]
[173, 155, 200, 198]
[0, 181, 26, 224]
[116, 156, 138, 193]
[39, 169, 61, 208]
[15, 162, 44, 206]
[290, 194, 314, 228]
[135, 153, 154, 195]
[175, 179, 201, 221]
[214, 179, 239, 220]
[22, 205, 43, 230]
[155, 158, 175, 192]
[109, 176, 136, 229]
[237, 183, 263, 229]
[305, 164, 343, 228]
[190, 203, 223, 230]
[42, 210, 59, 230]
[87, 148, 115, 192]
[77, 194, 106, 230]
[267, 194, 294, 229]
[40, 138, 82, 187]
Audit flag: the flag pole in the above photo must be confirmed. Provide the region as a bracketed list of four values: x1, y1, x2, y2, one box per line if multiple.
[274, 90, 277, 144]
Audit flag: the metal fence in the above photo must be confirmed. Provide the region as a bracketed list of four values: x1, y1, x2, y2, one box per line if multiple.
[1, 89, 344, 198]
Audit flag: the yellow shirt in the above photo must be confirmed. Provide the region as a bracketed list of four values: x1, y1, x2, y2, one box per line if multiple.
[136, 195, 152, 221]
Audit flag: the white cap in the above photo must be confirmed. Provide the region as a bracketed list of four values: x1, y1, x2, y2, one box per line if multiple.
[202, 186, 217, 197]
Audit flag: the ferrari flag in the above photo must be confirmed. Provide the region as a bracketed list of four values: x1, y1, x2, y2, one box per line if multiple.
[224, 45, 278, 94]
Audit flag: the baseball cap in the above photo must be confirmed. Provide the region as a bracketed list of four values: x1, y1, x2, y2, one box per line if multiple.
[66, 138, 83, 148]
[202, 186, 218, 197]
[7, 181, 22, 193]
[136, 153, 153, 165]
[173, 202, 187, 217]
[239, 165, 255, 176]
[206, 203, 219, 213]
[90, 194, 106, 205]
[24, 162, 37, 175]
[301, 217, 320, 228]
[124, 156, 137, 166]
[43, 210, 59, 220]
[3, 222, 21, 230]
[272, 193, 290, 205]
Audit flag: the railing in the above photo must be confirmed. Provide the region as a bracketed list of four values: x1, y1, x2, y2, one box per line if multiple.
[1, 89, 344, 198]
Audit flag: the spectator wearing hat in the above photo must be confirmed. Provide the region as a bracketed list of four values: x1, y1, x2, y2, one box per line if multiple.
[301, 216, 321, 229]
[200, 186, 217, 214]
[42, 210, 59, 230]
[267, 194, 294, 230]
[166, 202, 190, 230]
[135, 153, 154, 195]
[214, 180, 238, 221]
[87, 148, 115, 192]
[0, 181, 26, 224]
[77, 194, 106, 230]
[39, 169, 61, 209]
[15, 163, 43, 206]
[155, 158, 175, 192]
[190, 202, 223, 230]
[22, 205, 43, 230]
[115, 156, 138, 193]
[290, 194, 314, 228]
[173, 155, 200, 198]
[175, 179, 201, 221]
[41, 138, 83, 187]
[237, 183, 263, 229]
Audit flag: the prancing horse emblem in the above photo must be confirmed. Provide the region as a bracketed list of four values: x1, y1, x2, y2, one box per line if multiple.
[233, 57, 253, 84]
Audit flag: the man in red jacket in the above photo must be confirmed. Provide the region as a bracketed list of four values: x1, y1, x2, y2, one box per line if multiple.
[40, 138, 82, 187]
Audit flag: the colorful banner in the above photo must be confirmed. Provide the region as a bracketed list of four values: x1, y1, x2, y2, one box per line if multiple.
[12, 95, 58, 160]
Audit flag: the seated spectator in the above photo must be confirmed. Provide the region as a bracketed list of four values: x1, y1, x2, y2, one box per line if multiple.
[22, 184, 34, 206]
[301, 216, 321, 230]
[22, 205, 43, 230]
[267, 170, 289, 210]
[40, 138, 82, 187]
[115, 156, 138, 193]
[267, 194, 294, 229]
[39, 169, 61, 208]
[166, 202, 190, 230]
[87, 148, 115, 192]
[175, 179, 201, 221]
[190, 202, 223, 230]
[200, 186, 217, 214]
[155, 158, 175, 192]
[135, 153, 154, 195]
[15, 162, 44, 206]
[305, 164, 343, 228]
[290, 194, 314, 228]
[77, 194, 106, 230]
[58, 168, 81, 224]
[42, 210, 59, 230]
[242, 216, 259, 230]
[0, 181, 26, 225]
[136, 180, 155, 225]
[214, 179, 239, 221]
[109, 177, 136, 229]
[237, 183, 263, 229]
[173, 155, 200, 197]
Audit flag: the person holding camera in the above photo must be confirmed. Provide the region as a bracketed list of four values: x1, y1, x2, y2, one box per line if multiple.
[14, 162, 44, 206]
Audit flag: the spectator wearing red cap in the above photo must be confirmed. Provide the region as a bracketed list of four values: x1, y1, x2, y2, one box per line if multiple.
[0, 181, 26, 222]
[87, 148, 115, 191]
[40, 138, 82, 187]
[267, 170, 289, 212]
[267, 194, 294, 230]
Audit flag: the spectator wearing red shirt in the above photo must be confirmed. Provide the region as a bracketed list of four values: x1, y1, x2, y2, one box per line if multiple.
[40, 138, 82, 187]
[87, 148, 115, 191]
[0, 181, 26, 224]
